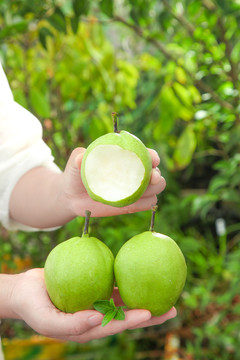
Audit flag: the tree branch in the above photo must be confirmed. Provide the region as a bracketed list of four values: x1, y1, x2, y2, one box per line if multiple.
[113, 15, 234, 112]
[162, 0, 195, 36]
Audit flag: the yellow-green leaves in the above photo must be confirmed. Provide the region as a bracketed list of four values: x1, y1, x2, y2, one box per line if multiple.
[29, 88, 51, 118]
[173, 125, 197, 170]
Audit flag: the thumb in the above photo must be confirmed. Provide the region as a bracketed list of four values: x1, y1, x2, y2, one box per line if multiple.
[65, 147, 86, 172]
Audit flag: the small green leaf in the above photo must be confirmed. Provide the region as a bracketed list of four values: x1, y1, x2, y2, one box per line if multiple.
[48, 7, 66, 33]
[102, 308, 118, 327]
[39, 27, 54, 50]
[100, 0, 113, 17]
[114, 307, 126, 320]
[72, 0, 89, 16]
[71, 16, 79, 33]
[110, 298, 116, 309]
[173, 125, 197, 169]
[93, 300, 114, 314]
[94, 298, 126, 326]
[29, 88, 50, 118]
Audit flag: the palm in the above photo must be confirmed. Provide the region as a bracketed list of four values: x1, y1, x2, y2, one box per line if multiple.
[12, 268, 176, 343]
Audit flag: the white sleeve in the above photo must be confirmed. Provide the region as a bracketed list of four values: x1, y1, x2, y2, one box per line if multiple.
[0, 63, 61, 232]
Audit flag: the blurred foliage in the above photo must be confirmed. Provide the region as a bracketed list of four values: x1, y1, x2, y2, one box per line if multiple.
[0, 0, 240, 359]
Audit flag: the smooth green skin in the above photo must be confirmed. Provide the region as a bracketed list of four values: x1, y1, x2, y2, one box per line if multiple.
[44, 236, 114, 313]
[81, 130, 152, 207]
[114, 231, 187, 316]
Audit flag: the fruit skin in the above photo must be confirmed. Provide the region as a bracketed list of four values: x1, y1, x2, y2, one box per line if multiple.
[81, 130, 152, 207]
[44, 236, 114, 313]
[114, 231, 187, 316]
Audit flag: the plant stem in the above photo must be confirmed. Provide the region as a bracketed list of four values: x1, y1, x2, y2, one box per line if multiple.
[150, 205, 158, 232]
[83, 210, 91, 236]
[112, 112, 120, 133]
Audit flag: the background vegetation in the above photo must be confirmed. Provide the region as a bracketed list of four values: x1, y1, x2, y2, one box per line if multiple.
[0, 0, 240, 359]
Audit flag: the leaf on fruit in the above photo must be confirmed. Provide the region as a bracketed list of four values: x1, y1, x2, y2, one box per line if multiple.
[101, 308, 118, 327]
[93, 300, 115, 314]
[93, 298, 126, 326]
[114, 307, 126, 320]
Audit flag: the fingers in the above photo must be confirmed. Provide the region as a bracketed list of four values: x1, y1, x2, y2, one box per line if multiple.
[148, 149, 160, 168]
[57, 307, 176, 343]
[123, 195, 158, 214]
[129, 307, 177, 329]
[59, 309, 152, 343]
[151, 167, 163, 185]
[19, 269, 104, 339]
[66, 146, 165, 217]
[143, 177, 166, 198]
[65, 147, 86, 171]
[34, 308, 104, 338]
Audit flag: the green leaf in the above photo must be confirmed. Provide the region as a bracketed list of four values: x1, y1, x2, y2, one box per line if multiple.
[100, 0, 113, 17]
[29, 88, 50, 118]
[71, 16, 79, 33]
[0, 21, 28, 39]
[101, 308, 118, 327]
[94, 299, 125, 326]
[209, 176, 227, 193]
[72, 0, 89, 16]
[114, 307, 126, 320]
[39, 27, 54, 50]
[173, 125, 197, 169]
[93, 300, 115, 314]
[173, 82, 192, 108]
[48, 7, 66, 33]
[109, 298, 115, 308]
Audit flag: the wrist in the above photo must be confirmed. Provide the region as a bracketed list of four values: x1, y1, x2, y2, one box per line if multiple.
[55, 172, 77, 223]
[0, 273, 23, 319]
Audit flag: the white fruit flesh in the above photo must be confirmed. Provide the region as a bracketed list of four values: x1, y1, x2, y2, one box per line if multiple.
[84, 145, 145, 201]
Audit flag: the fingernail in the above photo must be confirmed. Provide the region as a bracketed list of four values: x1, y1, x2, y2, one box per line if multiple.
[153, 150, 160, 161]
[74, 154, 82, 168]
[88, 315, 103, 326]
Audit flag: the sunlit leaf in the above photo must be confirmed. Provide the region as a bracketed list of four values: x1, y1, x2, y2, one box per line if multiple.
[29, 88, 50, 118]
[173, 125, 197, 169]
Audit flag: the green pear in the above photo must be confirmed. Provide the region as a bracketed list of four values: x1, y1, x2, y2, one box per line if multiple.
[114, 208, 187, 316]
[81, 113, 152, 207]
[44, 211, 114, 313]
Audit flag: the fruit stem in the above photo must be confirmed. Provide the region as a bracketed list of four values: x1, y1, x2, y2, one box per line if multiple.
[112, 112, 120, 133]
[150, 205, 158, 232]
[83, 210, 91, 236]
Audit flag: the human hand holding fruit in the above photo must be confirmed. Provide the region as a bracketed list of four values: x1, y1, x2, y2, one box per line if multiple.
[7, 268, 176, 343]
[60, 113, 165, 218]
[38, 113, 181, 341]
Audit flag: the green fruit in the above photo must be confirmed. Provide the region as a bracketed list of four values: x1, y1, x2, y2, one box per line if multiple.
[114, 210, 187, 316]
[44, 211, 114, 313]
[81, 113, 152, 207]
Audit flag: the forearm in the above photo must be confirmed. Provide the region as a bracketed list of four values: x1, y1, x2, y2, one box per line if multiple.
[0, 273, 21, 319]
[9, 167, 75, 229]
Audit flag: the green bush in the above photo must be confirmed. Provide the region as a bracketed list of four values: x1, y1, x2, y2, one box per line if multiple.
[0, 0, 239, 358]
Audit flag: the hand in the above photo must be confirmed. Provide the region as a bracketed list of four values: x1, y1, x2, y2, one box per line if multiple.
[61, 147, 166, 217]
[10, 269, 176, 343]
